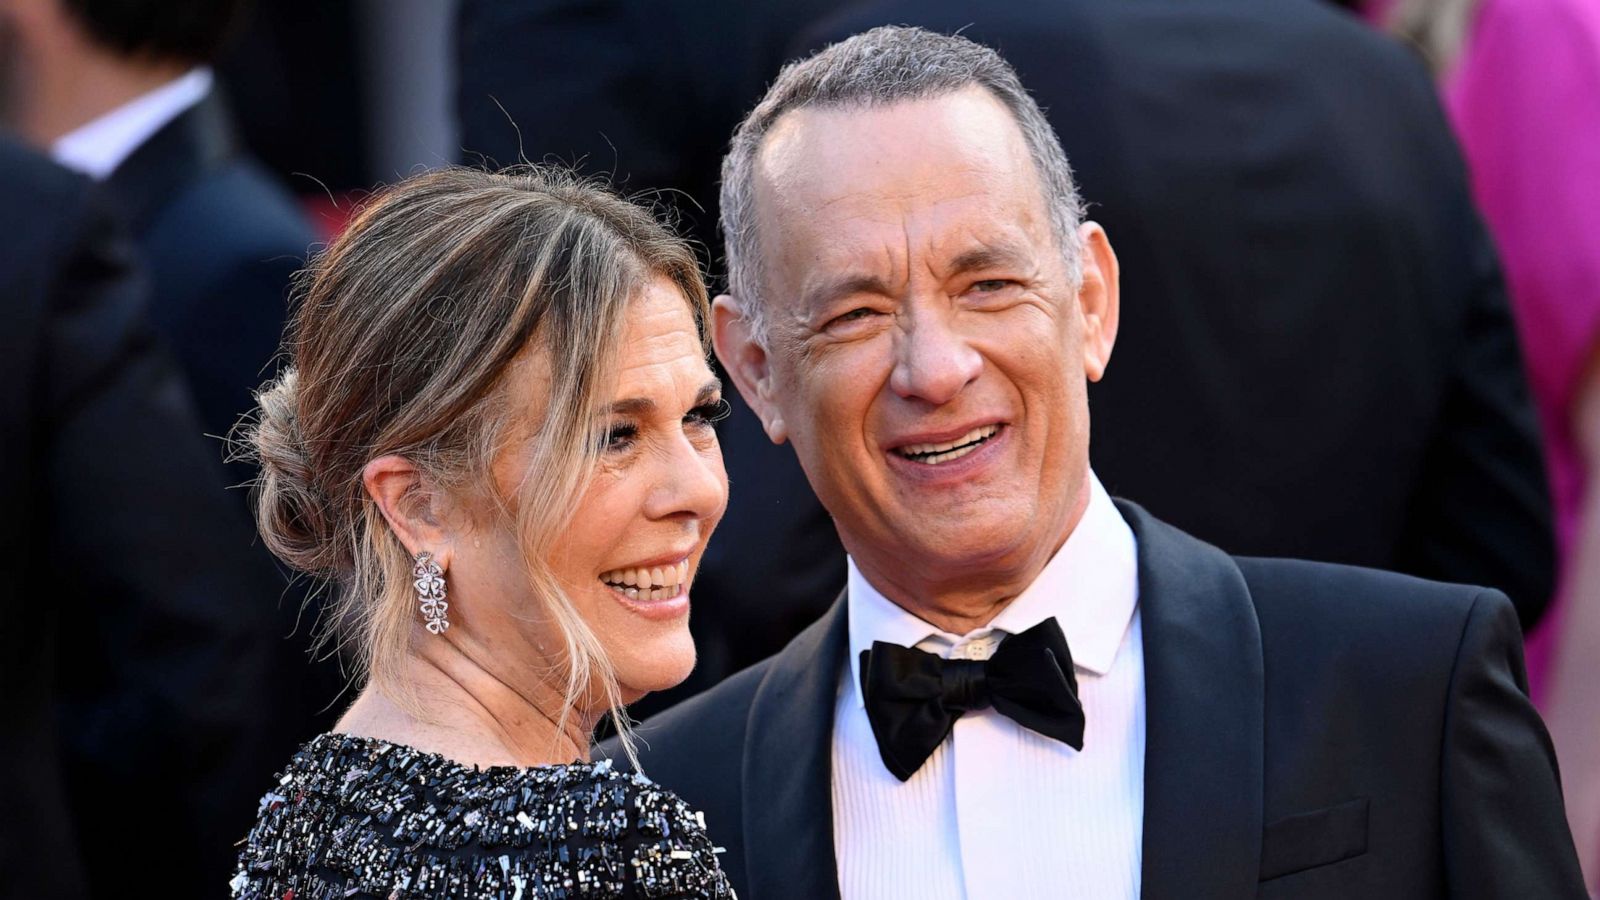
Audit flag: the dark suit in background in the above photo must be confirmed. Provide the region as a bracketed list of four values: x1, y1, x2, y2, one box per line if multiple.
[101, 84, 349, 790]
[617, 503, 1585, 899]
[0, 137, 284, 898]
[456, 0, 1554, 712]
[106, 88, 315, 469]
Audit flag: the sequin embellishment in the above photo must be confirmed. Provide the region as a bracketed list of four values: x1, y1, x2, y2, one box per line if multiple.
[231, 733, 736, 899]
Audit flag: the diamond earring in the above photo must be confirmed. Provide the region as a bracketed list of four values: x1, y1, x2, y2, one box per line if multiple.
[413, 551, 450, 634]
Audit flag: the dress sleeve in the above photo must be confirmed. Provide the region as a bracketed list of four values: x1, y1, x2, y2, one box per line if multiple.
[597, 776, 736, 899]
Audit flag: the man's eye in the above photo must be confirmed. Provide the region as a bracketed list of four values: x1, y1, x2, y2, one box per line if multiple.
[971, 279, 1012, 293]
[830, 308, 880, 328]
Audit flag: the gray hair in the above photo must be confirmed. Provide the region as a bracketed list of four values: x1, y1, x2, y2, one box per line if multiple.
[720, 25, 1087, 341]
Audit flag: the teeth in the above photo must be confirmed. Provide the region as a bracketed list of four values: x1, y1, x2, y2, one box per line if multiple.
[898, 425, 999, 462]
[599, 559, 692, 598]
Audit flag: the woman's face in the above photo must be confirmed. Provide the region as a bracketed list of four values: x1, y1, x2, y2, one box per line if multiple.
[460, 277, 729, 707]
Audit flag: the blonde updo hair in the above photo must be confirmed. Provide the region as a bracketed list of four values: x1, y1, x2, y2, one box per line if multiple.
[241, 166, 709, 751]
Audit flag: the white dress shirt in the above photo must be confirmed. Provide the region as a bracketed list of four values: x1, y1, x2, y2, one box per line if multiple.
[51, 67, 213, 181]
[832, 473, 1144, 900]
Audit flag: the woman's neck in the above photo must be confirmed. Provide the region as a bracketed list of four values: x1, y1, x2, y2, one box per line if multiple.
[336, 639, 593, 769]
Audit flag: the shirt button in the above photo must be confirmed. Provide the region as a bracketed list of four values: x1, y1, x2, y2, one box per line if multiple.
[958, 639, 996, 661]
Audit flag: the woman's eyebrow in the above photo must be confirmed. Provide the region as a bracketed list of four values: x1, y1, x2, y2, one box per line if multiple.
[607, 378, 723, 416]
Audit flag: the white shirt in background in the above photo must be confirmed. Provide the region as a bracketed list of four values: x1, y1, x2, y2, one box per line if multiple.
[51, 66, 212, 181]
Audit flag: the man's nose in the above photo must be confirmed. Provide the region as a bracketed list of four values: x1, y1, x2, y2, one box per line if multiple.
[889, 309, 983, 405]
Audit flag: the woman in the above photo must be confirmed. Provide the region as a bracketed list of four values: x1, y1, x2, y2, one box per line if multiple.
[230, 166, 736, 898]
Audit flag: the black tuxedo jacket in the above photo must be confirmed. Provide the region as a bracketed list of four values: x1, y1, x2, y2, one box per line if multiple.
[0, 138, 288, 898]
[614, 503, 1584, 899]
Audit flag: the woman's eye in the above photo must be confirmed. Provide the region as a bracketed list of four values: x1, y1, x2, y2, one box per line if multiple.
[599, 423, 638, 452]
[687, 398, 732, 427]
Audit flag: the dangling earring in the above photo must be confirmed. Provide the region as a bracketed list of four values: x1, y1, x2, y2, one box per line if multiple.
[413, 551, 450, 634]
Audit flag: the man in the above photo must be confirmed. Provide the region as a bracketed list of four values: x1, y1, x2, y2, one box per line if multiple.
[0, 137, 282, 897]
[458, 0, 1555, 719]
[614, 27, 1585, 899]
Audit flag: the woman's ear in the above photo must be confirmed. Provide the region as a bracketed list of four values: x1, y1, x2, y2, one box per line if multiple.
[363, 455, 454, 568]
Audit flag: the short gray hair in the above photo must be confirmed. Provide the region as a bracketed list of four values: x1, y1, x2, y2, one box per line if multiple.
[720, 25, 1087, 340]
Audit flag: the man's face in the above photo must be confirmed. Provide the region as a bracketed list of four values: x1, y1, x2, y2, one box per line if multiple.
[719, 86, 1118, 602]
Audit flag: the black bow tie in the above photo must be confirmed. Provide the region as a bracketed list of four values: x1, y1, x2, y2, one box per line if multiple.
[860, 617, 1085, 781]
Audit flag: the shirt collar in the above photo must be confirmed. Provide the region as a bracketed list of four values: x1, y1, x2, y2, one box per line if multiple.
[845, 471, 1139, 709]
[52, 67, 213, 181]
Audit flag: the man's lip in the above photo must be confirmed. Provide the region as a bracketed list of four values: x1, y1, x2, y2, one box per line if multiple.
[884, 420, 1008, 452]
[884, 422, 1009, 482]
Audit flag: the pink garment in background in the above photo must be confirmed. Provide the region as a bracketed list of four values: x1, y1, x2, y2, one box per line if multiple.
[1442, 0, 1600, 699]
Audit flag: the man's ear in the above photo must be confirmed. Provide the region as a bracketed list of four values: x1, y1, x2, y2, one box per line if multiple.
[1076, 221, 1121, 383]
[712, 294, 788, 445]
[363, 455, 455, 568]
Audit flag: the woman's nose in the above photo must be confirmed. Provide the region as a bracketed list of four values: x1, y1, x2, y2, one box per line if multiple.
[649, 432, 729, 523]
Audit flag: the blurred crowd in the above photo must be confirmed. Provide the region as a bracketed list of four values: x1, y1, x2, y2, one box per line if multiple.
[1, 0, 1596, 895]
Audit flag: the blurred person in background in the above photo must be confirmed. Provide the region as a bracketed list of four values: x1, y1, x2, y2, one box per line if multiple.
[1367, 0, 1600, 886]
[457, 0, 1557, 714]
[0, 0, 350, 793]
[0, 136, 284, 898]
[0, 0, 316, 466]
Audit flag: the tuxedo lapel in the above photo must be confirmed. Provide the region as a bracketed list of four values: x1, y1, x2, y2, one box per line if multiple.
[1119, 501, 1265, 900]
[742, 592, 848, 900]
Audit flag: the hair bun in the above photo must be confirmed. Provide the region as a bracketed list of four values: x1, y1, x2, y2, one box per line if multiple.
[246, 369, 350, 578]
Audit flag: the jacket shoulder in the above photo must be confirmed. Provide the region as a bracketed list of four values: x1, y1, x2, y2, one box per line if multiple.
[1236, 556, 1498, 625]
[1234, 556, 1515, 690]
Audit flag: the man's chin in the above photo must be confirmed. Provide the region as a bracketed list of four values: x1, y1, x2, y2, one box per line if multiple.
[885, 518, 1039, 577]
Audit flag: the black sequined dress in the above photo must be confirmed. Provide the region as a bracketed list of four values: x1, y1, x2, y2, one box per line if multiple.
[231, 733, 736, 899]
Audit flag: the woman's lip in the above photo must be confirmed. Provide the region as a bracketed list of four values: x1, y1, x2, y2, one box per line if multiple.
[606, 583, 690, 621]
[603, 552, 693, 572]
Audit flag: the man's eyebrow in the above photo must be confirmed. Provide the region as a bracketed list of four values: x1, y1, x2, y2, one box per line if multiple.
[948, 243, 1030, 275]
[802, 273, 894, 311]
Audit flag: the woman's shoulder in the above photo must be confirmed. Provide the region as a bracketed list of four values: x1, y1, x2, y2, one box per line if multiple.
[232, 732, 735, 898]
